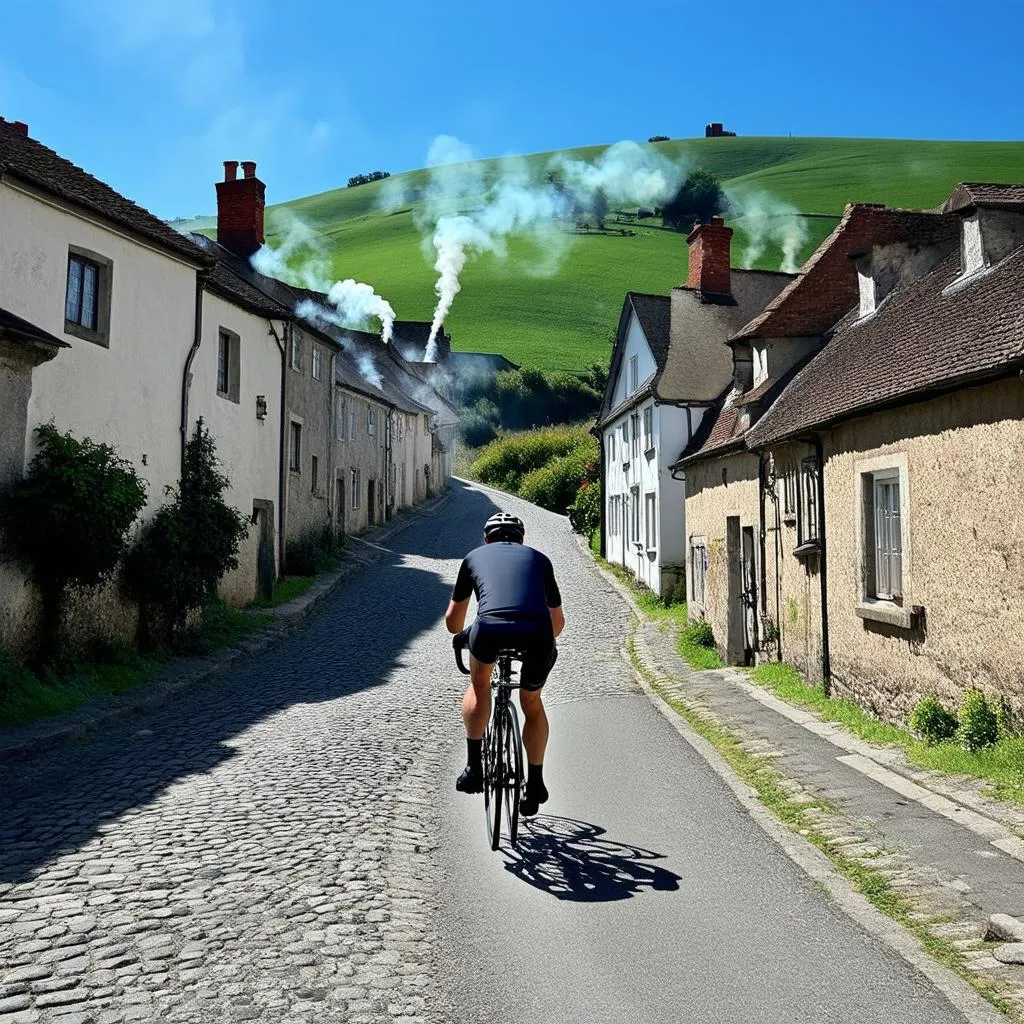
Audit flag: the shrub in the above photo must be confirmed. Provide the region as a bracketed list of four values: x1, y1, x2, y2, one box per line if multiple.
[472, 426, 596, 492]
[957, 688, 1000, 752]
[908, 695, 958, 745]
[682, 619, 716, 649]
[568, 480, 601, 536]
[126, 420, 248, 644]
[460, 398, 501, 448]
[286, 525, 341, 576]
[0, 423, 147, 662]
[519, 449, 593, 513]
[664, 581, 688, 607]
[661, 170, 727, 230]
[492, 369, 600, 431]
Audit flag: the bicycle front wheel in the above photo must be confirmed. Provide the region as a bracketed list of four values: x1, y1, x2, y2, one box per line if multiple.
[483, 718, 503, 852]
[503, 704, 523, 848]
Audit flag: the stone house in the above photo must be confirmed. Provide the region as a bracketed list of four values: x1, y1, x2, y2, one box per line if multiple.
[679, 185, 1024, 721]
[595, 219, 790, 596]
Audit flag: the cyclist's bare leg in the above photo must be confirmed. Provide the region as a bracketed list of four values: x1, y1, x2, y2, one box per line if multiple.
[462, 654, 493, 740]
[519, 689, 548, 763]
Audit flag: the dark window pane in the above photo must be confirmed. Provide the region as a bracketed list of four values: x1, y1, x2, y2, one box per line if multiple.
[218, 333, 229, 393]
[81, 263, 98, 329]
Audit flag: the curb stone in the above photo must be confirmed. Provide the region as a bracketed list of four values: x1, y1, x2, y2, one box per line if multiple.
[0, 490, 452, 765]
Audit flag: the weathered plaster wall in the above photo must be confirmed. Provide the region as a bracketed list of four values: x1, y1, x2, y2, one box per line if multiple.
[332, 388, 388, 536]
[822, 377, 1024, 720]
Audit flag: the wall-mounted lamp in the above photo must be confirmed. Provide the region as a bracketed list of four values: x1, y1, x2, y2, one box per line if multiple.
[256, 395, 268, 420]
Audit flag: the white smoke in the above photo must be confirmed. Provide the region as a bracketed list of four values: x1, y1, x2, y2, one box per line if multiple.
[294, 299, 384, 389]
[356, 351, 383, 389]
[552, 140, 685, 208]
[327, 279, 396, 344]
[727, 189, 809, 274]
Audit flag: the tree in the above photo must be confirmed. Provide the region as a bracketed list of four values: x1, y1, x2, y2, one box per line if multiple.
[0, 424, 147, 662]
[661, 170, 727, 230]
[591, 188, 609, 230]
[126, 420, 249, 644]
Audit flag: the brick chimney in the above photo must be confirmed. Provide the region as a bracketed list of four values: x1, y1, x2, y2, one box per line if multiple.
[687, 217, 733, 295]
[216, 159, 265, 259]
[0, 117, 29, 136]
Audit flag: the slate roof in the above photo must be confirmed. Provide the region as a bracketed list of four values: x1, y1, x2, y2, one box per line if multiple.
[0, 307, 69, 350]
[730, 206, 959, 344]
[0, 122, 209, 264]
[942, 183, 1024, 214]
[747, 241, 1024, 447]
[629, 292, 672, 368]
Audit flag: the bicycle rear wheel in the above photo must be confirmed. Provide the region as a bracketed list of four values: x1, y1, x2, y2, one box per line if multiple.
[503, 704, 523, 848]
[483, 716, 503, 851]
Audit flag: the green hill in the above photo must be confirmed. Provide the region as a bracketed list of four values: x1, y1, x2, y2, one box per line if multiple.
[188, 137, 1024, 370]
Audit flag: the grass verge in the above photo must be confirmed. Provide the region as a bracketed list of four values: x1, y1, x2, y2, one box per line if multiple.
[749, 662, 1024, 808]
[249, 574, 318, 609]
[0, 603, 274, 729]
[625, 626, 1017, 1020]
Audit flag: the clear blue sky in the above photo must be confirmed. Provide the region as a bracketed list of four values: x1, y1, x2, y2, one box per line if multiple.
[1, 0, 1021, 219]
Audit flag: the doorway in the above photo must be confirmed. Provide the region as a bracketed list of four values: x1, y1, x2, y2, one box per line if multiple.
[252, 500, 275, 601]
[741, 526, 758, 663]
[367, 478, 376, 527]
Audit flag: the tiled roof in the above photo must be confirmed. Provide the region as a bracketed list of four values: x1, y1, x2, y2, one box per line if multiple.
[681, 399, 743, 461]
[747, 243, 1024, 446]
[942, 182, 1024, 214]
[731, 205, 958, 343]
[190, 236, 294, 320]
[0, 122, 209, 264]
[0, 307, 69, 350]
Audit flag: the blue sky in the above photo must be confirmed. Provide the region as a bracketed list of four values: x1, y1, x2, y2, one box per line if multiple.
[1, 0, 1021, 219]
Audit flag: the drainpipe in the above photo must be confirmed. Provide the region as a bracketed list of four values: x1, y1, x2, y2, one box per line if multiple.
[269, 321, 289, 574]
[180, 269, 210, 468]
[811, 433, 832, 692]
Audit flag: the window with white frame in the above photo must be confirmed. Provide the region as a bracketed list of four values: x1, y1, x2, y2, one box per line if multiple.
[216, 329, 240, 403]
[290, 333, 302, 371]
[644, 492, 657, 550]
[629, 355, 639, 394]
[311, 345, 322, 381]
[631, 413, 640, 458]
[608, 495, 620, 535]
[367, 406, 376, 436]
[690, 538, 707, 608]
[864, 469, 903, 601]
[608, 432, 615, 462]
[797, 456, 819, 547]
[630, 485, 640, 542]
[620, 421, 630, 463]
[643, 406, 654, 454]
[289, 422, 302, 472]
[350, 468, 361, 509]
[336, 395, 347, 440]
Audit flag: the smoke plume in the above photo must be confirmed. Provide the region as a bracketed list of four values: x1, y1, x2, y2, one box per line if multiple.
[726, 189, 809, 274]
[552, 140, 685, 208]
[327, 279, 396, 344]
[295, 298, 384, 389]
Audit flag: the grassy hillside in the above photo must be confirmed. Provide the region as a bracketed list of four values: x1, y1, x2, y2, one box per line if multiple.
[186, 137, 1024, 370]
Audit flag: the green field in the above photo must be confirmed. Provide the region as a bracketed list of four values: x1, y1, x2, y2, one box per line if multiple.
[186, 137, 1024, 370]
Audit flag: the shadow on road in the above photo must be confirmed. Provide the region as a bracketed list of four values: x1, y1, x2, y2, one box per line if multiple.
[503, 815, 682, 902]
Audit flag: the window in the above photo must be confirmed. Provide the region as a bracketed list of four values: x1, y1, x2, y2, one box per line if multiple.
[631, 413, 640, 458]
[216, 329, 240, 403]
[66, 254, 99, 330]
[643, 406, 654, 454]
[797, 457, 819, 548]
[289, 422, 302, 472]
[350, 402, 357, 440]
[690, 539, 708, 608]
[367, 406, 376, 436]
[608, 432, 615, 462]
[311, 455, 319, 494]
[630, 486, 640, 543]
[290, 333, 302, 371]
[629, 355, 639, 394]
[608, 494, 621, 535]
[620, 421, 630, 463]
[336, 395, 347, 441]
[782, 466, 797, 521]
[866, 470, 902, 601]
[350, 468, 361, 509]
[644, 492, 657, 550]
[64, 247, 111, 345]
[312, 346, 322, 381]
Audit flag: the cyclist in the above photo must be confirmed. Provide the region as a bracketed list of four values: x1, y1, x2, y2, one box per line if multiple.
[445, 512, 564, 816]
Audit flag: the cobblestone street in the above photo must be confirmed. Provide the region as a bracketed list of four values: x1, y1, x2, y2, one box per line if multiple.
[0, 481, 633, 1023]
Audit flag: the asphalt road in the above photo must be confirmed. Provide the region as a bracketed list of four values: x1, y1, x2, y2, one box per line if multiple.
[0, 479, 970, 1023]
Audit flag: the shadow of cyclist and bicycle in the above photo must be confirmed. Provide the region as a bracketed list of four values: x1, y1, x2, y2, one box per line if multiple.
[499, 815, 681, 902]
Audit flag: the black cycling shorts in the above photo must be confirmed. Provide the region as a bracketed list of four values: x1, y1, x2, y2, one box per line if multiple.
[467, 616, 557, 692]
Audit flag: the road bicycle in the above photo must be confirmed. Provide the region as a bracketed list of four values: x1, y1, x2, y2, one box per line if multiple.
[454, 634, 524, 851]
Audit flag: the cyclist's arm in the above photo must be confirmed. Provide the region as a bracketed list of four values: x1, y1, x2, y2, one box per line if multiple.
[549, 604, 565, 638]
[445, 598, 470, 634]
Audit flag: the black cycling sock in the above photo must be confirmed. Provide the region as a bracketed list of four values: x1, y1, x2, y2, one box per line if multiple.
[467, 738, 482, 772]
[527, 762, 545, 794]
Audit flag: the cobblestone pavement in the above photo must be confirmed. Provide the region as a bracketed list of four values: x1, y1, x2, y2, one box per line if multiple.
[0, 481, 635, 1023]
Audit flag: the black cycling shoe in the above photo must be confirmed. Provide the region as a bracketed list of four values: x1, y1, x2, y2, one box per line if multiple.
[455, 765, 483, 794]
[519, 783, 549, 817]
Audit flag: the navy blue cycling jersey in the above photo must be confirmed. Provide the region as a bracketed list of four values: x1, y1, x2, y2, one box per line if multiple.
[452, 542, 561, 623]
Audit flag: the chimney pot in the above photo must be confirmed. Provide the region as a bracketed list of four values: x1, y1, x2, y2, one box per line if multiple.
[686, 218, 734, 295]
[224, 160, 239, 182]
[241, 160, 257, 179]
[216, 161, 266, 259]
